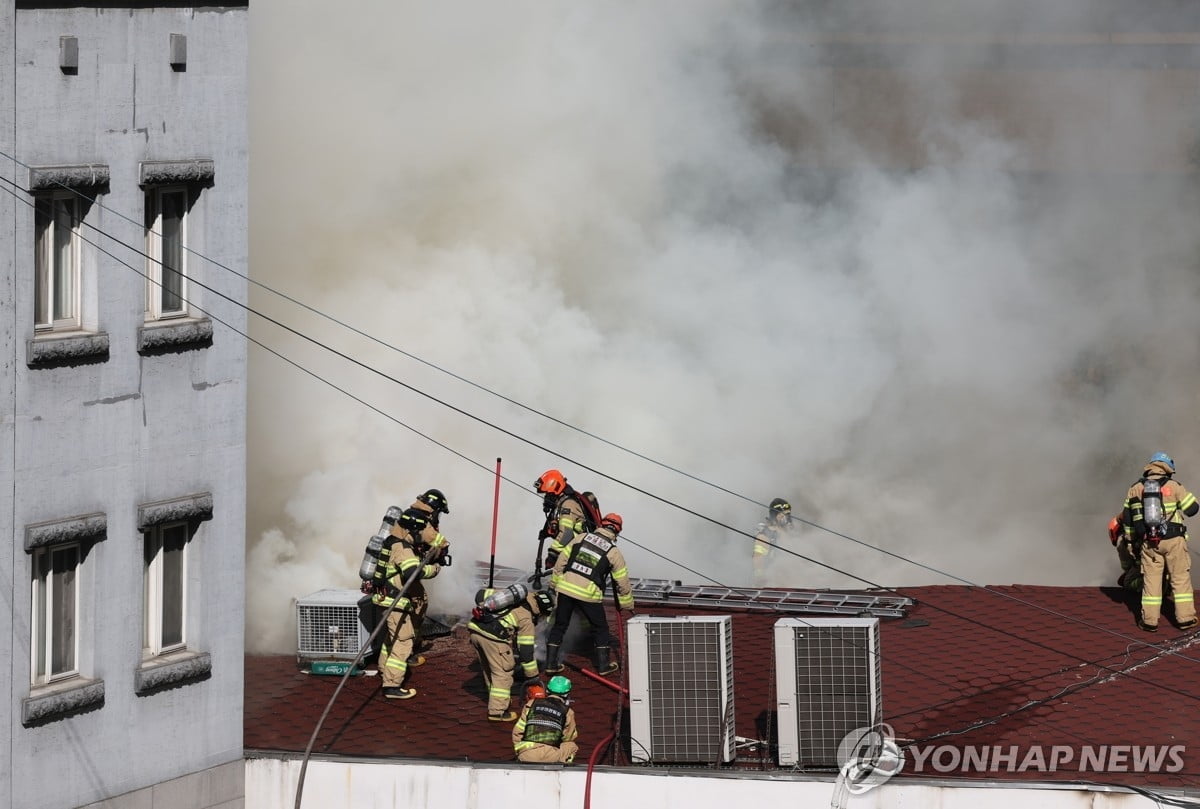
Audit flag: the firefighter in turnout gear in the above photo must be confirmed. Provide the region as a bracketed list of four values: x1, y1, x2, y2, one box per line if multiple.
[1124, 454, 1199, 632]
[534, 469, 602, 576]
[753, 498, 796, 586]
[468, 587, 555, 722]
[371, 490, 451, 698]
[546, 513, 634, 676]
[513, 675, 579, 763]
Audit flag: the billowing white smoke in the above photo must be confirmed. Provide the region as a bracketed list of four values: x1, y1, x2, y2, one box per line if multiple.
[245, 1, 1200, 652]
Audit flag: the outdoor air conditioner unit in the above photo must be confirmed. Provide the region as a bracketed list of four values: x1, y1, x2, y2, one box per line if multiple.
[295, 589, 375, 662]
[628, 614, 735, 764]
[774, 616, 881, 767]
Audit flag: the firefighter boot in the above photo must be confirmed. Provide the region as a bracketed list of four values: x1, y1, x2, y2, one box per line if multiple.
[595, 646, 618, 676]
[545, 643, 564, 674]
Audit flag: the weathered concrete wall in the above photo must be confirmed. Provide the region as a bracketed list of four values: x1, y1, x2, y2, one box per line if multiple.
[7, 5, 247, 809]
[0, 5, 16, 809]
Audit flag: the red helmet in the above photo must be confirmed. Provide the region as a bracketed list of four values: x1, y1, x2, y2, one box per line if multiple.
[535, 469, 567, 496]
[600, 513, 623, 534]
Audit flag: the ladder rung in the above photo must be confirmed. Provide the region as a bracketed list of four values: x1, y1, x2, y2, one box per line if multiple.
[627, 578, 913, 618]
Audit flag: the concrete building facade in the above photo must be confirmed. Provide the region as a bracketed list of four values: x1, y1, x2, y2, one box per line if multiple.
[2, 3, 248, 808]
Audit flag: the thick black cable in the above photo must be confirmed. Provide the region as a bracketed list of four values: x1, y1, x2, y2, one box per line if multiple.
[17, 180, 1200, 809]
[1, 162, 1178, 665]
[293, 544, 443, 809]
[10, 172, 1200, 710]
[7, 174, 1200, 713]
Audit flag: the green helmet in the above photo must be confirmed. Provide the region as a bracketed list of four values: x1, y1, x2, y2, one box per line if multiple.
[546, 675, 572, 696]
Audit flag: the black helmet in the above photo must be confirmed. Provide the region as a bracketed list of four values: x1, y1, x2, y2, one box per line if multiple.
[418, 488, 449, 514]
[769, 497, 791, 514]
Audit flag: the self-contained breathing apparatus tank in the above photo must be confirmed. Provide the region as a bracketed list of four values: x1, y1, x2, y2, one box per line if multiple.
[476, 583, 528, 615]
[358, 506, 404, 582]
[1143, 479, 1167, 538]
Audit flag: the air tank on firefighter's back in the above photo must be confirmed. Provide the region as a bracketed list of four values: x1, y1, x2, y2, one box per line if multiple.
[358, 506, 404, 582]
[478, 583, 528, 613]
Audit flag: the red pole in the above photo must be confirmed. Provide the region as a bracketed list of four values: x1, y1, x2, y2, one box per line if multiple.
[488, 458, 501, 588]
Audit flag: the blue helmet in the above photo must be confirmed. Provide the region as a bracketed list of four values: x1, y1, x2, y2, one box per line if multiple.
[1150, 452, 1175, 471]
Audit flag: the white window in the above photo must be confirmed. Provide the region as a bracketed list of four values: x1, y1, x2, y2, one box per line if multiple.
[34, 193, 81, 331]
[144, 522, 188, 656]
[145, 186, 189, 319]
[31, 543, 80, 685]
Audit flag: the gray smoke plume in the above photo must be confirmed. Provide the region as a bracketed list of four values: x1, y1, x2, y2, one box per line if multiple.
[246, 1, 1200, 652]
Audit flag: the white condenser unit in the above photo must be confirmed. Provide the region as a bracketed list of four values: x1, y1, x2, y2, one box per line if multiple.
[628, 614, 735, 764]
[295, 589, 375, 662]
[774, 616, 881, 767]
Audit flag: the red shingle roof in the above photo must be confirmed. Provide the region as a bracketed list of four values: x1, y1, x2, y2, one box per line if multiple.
[245, 582, 1200, 792]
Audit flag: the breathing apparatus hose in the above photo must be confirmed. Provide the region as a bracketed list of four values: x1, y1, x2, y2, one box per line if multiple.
[293, 544, 442, 809]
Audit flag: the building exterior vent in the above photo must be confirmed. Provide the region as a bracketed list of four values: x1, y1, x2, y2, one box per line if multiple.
[774, 616, 881, 767]
[295, 589, 374, 662]
[628, 614, 735, 764]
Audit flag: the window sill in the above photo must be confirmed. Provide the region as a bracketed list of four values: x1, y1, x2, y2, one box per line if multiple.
[135, 649, 211, 694]
[138, 317, 213, 354]
[23, 676, 105, 726]
[26, 331, 110, 368]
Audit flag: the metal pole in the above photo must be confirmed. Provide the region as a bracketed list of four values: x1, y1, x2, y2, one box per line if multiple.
[489, 457, 501, 588]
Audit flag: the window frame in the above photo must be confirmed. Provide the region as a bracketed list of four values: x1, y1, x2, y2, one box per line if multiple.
[30, 542, 81, 686]
[143, 521, 190, 658]
[34, 191, 82, 332]
[144, 184, 190, 321]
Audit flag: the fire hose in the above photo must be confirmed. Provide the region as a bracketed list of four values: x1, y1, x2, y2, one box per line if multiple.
[293, 543, 443, 809]
[583, 585, 631, 809]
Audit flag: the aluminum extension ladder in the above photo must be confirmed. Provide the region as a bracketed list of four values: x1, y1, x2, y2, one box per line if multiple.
[628, 578, 914, 618]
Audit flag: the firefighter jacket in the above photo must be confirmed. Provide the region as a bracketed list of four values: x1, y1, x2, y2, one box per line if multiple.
[754, 514, 797, 558]
[1123, 461, 1199, 542]
[370, 500, 449, 610]
[551, 526, 634, 608]
[467, 593, 542, 678]
[543, 491, 588, 565]
[513, 695, 577, 753]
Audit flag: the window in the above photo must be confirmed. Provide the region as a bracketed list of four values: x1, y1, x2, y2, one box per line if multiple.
[31, 543, 80, 685]
[144, 522, 189, 656]
[34, 193, 81, 331]
[145, 186, 189, 319]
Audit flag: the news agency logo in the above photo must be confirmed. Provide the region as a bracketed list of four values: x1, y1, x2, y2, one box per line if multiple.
[835, 723, 905, 795]
[834, 722, 1187, 791]
[908, 743, 1187, 774]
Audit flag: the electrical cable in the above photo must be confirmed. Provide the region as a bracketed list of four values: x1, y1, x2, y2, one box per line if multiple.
[9, 173, 1200, 729]
[292, 543, 444, 809]
[8, 168, 1200, 797]
[2, 161, 1185, 670]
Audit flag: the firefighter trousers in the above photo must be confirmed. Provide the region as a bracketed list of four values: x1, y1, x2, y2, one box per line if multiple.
[517, 741, 578, 764]
[1141, 536, 1196, 626]
[547, 595, 611, 648]
[469, 632, 515, 715]
[377, 606, 417, 688]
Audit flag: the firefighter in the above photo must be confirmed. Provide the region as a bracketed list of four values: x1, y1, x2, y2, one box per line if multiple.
[753, 498, 797, 586]
[468, 587, 555, 722]
[534, 469, 600, 578]
[513, 675, 579, 764]
[1124, 453, 1199, 632]
[546, 512, 634, 676]
[371, 488, 451, 698]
